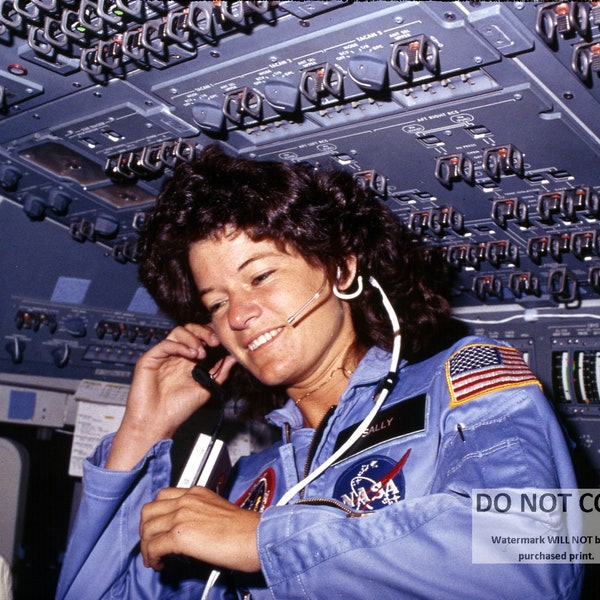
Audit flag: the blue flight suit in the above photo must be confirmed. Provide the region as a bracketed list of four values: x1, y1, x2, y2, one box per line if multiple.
[56, 336, 583, 599]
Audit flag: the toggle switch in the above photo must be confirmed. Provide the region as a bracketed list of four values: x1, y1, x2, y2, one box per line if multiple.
[409, 211, 430, 235]
[467, 242, 488, 269]
[97, 0, 125, 26]
[186, 1, 213, 36]
[588, 266, 600, 292]
[299, 63, 343, 103]
[141, 18, 168, 55]
[550, 233, 571, 261]
[164, 9, 190, 44]
[78, 0, 104, 34]
[446, 244, 469, 269]
[96, 36, 124, 70]
[508, 272, 541, 298]
[537, 192, 563, 223]
[491, 198, 529, 228]
[14, 0, 40, 20]
[571, 231, 597, 260]
[43, 16, 70, 49]
[572, 42, 600, 82]
[482, 144, 524, 181]
[0, 2, 24, 29]
[561, 187, 588, 221]
[157, 138, 195, 169]
[536, 2, 590, 46]
[222, 87, 262, 124]
[80, 46, 103, 76]
[112, 240, 138, 264]
[473, 275, 502, 301]
[353, 170, 387, 198]
[391, 35, 439, 80]
[105, 153, 137, 181]
[485, 240, 519, 267]
[59, 9, 86, 42]
[122, 26, 146, 60]
[528, 236, 550, 264]
[429, 206, 464, 236]
[115, 0, 144, 19]
[548, 266, 579, 304]
[434, 154, 474, 187]
[70, 218, 96, 242]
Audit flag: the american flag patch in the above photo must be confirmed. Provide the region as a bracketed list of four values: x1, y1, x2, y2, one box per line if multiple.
[446, 343, 541, 407]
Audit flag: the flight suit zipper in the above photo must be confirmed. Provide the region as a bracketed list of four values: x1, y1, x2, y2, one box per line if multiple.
[300, 405, 336, 499]
[295, 496, 371, 517]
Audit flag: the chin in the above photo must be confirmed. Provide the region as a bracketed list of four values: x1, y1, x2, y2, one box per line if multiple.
[246, 361, 294, 388]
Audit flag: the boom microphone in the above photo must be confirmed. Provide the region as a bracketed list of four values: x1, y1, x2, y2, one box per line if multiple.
[286, 278, 328, 326]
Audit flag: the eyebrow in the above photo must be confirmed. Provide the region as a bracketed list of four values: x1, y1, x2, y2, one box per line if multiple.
[196, 251, 283, 298]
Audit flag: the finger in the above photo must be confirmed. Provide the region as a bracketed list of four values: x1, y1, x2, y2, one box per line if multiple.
[161, 326, 226, 365]
[209, 354, 237, 384]
[141, 521, 192, 572]
[182, 322, 221, 347]
[140, 491, 208, 569]
[140, 514, 176, 571]
[139, 497, 179, 566]
[155, 487, 188, 501]
[164, 325, 206, 351]
[158, 339, 198, 357]
[140, 487, 211, 531]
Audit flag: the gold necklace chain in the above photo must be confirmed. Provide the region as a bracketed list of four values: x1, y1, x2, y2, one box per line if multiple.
[293, 366, 354, 405]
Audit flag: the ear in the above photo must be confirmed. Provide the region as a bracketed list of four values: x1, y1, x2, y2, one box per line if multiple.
[336, 255, 358, 292]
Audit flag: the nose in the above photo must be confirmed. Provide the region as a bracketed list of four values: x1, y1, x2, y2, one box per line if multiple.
[227, 289, 260, 330]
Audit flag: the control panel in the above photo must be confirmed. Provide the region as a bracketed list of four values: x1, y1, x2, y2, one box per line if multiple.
[1, 0, 600, 456]
[0, 198, 172, 386]
[0, 1, 598, 313]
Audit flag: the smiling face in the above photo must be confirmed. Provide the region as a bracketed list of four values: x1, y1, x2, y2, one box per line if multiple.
[189, 230, 358, 396]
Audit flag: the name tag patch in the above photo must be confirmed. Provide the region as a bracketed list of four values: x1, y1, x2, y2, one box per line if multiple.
[334, 393, 426, 460]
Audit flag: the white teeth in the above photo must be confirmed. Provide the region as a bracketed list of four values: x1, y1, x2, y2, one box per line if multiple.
[248, 327, 283, 351]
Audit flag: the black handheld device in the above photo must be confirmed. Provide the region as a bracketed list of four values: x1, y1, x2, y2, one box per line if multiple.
[190, 344, 229, 403]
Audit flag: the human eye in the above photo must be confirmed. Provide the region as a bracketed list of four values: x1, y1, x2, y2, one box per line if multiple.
[251, 269, 275, 286]
[211, 299, 228, 314]
[203, 296, 227, 316]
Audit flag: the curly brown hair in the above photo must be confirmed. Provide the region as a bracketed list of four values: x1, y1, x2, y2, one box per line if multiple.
[138, 143, 457, 413]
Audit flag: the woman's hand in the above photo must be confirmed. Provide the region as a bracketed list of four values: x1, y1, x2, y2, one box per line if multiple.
[106, 323, 236, 471]
[139, 486, 261, 573]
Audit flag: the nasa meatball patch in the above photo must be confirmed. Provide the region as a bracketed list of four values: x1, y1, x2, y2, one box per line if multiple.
[333, 449, 411, 511]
